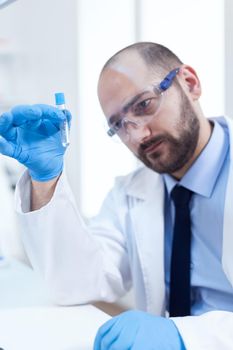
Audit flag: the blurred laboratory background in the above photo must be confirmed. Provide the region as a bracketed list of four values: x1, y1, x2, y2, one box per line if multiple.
[0, 0, 232, 261]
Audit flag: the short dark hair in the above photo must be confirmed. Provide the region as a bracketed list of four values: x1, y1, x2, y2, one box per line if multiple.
[101, 41, 183, 75]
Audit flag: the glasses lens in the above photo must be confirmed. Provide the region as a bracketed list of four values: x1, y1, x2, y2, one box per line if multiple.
[107, 86, 162, 141]
[130, 95, 161, 119]
[104, 119, 122, 143]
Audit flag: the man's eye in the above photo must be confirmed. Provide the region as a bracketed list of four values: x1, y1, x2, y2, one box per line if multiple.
[134, 99, 153, 115]
[140, 99, 151, 108]
[114, 119, 123, 130]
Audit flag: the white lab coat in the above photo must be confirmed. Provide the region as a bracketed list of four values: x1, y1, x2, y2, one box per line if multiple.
[0, 158, 26, 262]
[15, 116, 233, 350]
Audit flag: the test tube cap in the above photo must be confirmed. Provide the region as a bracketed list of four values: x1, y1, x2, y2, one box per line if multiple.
[55, 92, 65, 105]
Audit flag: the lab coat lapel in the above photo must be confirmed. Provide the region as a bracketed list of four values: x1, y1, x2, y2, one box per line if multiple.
[126, 168, 166, 314]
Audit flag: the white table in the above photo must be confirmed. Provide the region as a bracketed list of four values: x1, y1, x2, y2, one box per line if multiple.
[0, 258, 110, 350]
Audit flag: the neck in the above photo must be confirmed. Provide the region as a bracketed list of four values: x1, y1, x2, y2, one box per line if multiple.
[171, 118, 213, 180]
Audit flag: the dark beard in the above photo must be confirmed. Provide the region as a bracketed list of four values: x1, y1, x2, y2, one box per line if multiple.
[137, 92, 200, 175]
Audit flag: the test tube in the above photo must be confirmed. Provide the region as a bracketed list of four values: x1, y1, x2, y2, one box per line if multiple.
[55, 92, 70, 147]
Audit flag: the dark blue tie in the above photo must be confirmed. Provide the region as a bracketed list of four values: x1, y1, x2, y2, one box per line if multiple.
[169, 185, 193, 317]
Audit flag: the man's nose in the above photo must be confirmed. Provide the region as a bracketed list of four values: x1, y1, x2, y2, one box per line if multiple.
[128, 123, 152, 144]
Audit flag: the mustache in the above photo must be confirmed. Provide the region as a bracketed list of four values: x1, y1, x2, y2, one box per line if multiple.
[139, 135, 166, 152]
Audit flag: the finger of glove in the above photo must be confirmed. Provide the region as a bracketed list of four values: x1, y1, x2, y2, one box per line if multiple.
[97, 317, 124, 350]
[24, 119, 42, 131]
[11, 104, 65, 128]
[34, 118, 60, 136]
[21, 116, 60, 136]
[93, 316, 120, 350]
[36, 107, 72, 128]
[34, 104, 68, 126]
[108, 324, 140, 350]
[11, 105, 43, 126]
[0, 112, 17, 141]
[0, 136, 16, 158]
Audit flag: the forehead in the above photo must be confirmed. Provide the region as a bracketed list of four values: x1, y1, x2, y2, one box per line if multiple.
[98, 54, 159, 118]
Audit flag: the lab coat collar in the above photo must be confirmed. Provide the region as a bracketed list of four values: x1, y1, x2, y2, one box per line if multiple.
[124, 165, 163, 201]
[163, 119, 229, 198]
[126, 165, 166, 314]
[220, 116, 233, 286]
[214, 116, 233, 161]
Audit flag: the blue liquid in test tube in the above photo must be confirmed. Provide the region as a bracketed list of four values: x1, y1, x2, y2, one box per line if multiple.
[55, 92, 70, 147]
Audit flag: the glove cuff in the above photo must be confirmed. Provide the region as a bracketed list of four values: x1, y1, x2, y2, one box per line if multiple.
[29, 162, 63, 182]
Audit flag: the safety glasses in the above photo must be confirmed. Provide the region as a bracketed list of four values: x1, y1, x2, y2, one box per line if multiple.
[106, 67, 180, 142]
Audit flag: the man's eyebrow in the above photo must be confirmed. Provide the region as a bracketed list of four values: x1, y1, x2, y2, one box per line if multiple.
[108, 90, 150, 126]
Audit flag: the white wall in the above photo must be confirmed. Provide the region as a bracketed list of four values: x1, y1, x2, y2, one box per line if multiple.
[76, 0, 137, 217]
[138, 0, 225, 117]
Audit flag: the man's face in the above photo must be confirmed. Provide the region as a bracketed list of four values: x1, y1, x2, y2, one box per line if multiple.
[98, 55, 200, 176]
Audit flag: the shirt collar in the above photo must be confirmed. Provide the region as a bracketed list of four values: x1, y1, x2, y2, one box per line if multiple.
[163, 120, 229, 198]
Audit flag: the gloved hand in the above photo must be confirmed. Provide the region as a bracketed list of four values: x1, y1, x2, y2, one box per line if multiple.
[0, 104, 71, 181]
[94, 310, 186, 350]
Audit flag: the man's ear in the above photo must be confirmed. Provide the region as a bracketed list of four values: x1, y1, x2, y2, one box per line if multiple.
[178, 65, 202, 100]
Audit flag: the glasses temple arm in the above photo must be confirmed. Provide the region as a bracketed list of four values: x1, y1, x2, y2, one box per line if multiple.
[159, 67, 180, 91]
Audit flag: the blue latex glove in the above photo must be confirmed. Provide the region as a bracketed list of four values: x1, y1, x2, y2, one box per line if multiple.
[0, 104, 71, 181]
[94, 310, 186, 350]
